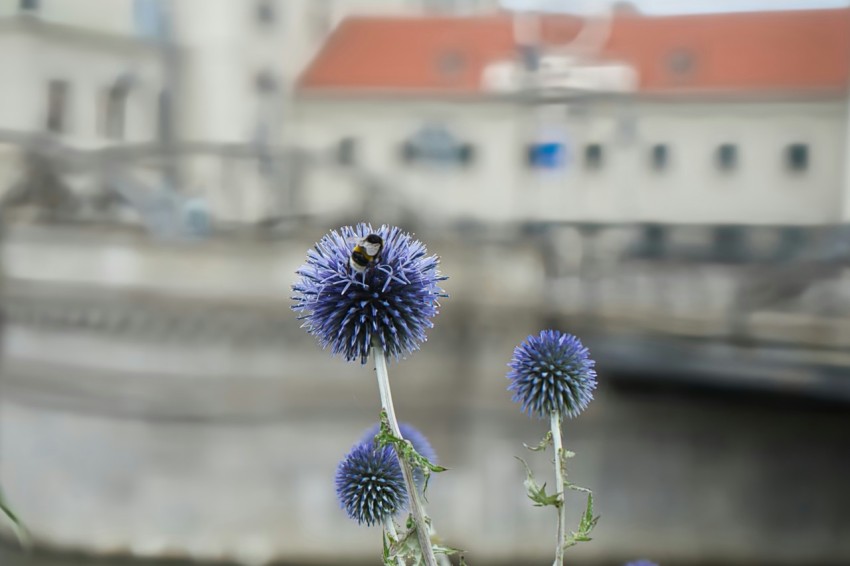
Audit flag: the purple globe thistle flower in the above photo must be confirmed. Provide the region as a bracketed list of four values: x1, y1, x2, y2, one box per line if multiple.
[507, 330, 597, 419]
[292, 224, 447, 364]
[359, 422, 438, 491]
[625, 561, 658, 566]
[335, 441, 408, 527]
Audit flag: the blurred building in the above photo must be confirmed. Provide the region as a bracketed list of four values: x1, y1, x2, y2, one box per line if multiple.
[293, 8, 850, 227]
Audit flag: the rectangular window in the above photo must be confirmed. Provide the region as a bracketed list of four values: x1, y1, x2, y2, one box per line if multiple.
[584, 143, 603, 170]
[337, 137, 357, 166]
[256, 0, 275, 25]
[651, 144, 669, 171]
[46, 80, 69, 133]
[101, 86, 127, 140]
[786, 143, 809, 172]
[716, 143, 738, 171]
[527, 142, 565, 169]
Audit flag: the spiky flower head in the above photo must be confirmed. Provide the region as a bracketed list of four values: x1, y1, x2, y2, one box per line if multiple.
[335, 442, 407, 526]
[292, 224, 447, 364]
[625, 561, 658, 566]
[360, 422, 437, 491]
[507, 330, 597, 419]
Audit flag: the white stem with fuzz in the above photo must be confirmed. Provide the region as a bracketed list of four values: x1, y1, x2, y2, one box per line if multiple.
[551, 411, 566, 566]
[383, 517, 406, 566]
[373, 343, 439, 566]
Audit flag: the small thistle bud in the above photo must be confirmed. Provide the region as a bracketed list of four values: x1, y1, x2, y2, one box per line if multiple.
[507, 330, 597, 419]
[335, 442, 408, 526]
[360, 422, 437, 491]
[292, 224, 447, 364]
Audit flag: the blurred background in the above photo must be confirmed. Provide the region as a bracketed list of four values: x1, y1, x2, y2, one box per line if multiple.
[1, 0, 850, 564]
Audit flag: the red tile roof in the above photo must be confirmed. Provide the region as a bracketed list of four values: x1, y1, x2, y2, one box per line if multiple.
[297, 9, 850, 96]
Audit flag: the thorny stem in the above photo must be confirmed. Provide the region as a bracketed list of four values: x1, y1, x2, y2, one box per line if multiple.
[551, 411, 566, 566]
[373, 343, 439, 566]
[421, 503, 452, 566]
[383, 517, 406, 566]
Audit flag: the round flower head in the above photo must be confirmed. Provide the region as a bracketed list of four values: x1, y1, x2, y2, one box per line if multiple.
[335, 442, 408, 526]
[359, 422, 437, 491]
[507, 330, 597, 419]
[292, 224, 447, 364]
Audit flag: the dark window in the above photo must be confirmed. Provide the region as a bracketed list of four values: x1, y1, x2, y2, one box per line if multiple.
[337, 137, 356, 166]
[401, 125, 473, 167]
[46, 80, 69, 133]
[103, 84, 128, 140]
[255, 70, 278, 93]
[256, 0, 275, 25]
[786, 143, 809, 172]
[651, 144, 669, 171]
[716, 143, 738, 171]
[20, 0, 39, 11]
[527, 142, 565, 169]
[458, 143, 475, 165]
[584, 143, 603, 170]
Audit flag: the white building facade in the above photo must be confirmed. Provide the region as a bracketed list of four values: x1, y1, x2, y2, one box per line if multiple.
[292, 9, 850, 228]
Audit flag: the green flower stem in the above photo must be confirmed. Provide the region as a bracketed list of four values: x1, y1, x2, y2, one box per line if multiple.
[551, 411, 566, 566]
[420, 503, 452, 566]
[383, 517, 406, 566]
[373, 343, 438, 566]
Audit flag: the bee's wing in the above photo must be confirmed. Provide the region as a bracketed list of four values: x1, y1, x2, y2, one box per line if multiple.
[346, 236, 365, 246]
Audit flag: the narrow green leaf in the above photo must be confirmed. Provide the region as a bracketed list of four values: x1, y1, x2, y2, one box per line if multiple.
[515, 456, 561, 508]
[0, 491, 30, 549]
[523, 430, 552, 452]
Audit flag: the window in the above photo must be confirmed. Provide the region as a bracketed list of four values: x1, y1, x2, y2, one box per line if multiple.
[46, 80, 69, 133]
[20, 0, 39, 11]
[651, 144, 669, 171]
[401, 124, 474, 167]
[716, 143, 738, 171]
[527, 142, 565, 169]
[786, 143, 809, 172]
[101, 84, 128, 140]
[255, 0, 275, 25]
[255, 70, 278, 94]
[337, 137, 356, 166]
[584, 143, 603, 170]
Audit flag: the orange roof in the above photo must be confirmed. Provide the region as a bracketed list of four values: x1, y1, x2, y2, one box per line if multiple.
[297, 9, 850, 96]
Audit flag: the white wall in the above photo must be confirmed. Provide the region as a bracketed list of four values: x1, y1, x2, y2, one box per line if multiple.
[292, 95, 848, 225]
[0, 0, 136, 35]
[0, 24, 164, 148]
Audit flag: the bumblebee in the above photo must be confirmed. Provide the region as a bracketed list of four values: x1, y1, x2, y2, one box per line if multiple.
[349, 233, 384, 273]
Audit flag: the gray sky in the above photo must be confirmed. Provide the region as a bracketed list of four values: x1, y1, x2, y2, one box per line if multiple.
[500, 0, 850, 14]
